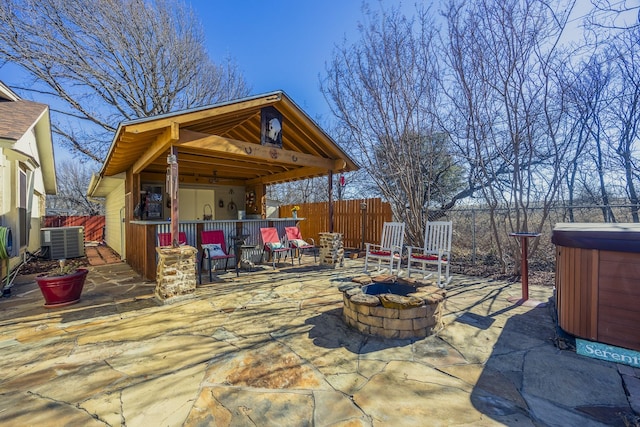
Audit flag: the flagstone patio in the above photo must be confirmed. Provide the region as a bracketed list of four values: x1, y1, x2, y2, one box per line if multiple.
[0, 257, 637, 426]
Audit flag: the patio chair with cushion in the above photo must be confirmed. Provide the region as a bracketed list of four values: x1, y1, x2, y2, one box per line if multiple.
[364, 221, 405, 274]
[260, 227, 291, 268]
[200, 229, 235, 283]
[285, 226, 316, 264]
[406, 221, 452, 288]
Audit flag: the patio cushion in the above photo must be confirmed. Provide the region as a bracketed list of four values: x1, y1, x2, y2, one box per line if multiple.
[290, 239, 311, 248]
[203, 243, 226, 258]
[267, 242, 285, 250]
[412, 253, 447, 262]
[370, 250, 393, 257]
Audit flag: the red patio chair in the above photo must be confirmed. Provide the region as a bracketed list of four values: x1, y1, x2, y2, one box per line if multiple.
[285, 226, 316, 264]
[157, 231, 187, 247]
[260, 227, 291, 268]
[200, 229, 235, 283]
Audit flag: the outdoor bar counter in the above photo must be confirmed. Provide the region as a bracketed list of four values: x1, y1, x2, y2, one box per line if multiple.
[129, 218, 300, 281]
[552, 223, 640, 351]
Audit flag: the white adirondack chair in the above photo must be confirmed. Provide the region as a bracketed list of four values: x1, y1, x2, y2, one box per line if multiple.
[406, 221, 452, 287]
[364, 222, 405, 274]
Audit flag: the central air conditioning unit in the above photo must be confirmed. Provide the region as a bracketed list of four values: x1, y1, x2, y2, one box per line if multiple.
[40, 226, 85, 260]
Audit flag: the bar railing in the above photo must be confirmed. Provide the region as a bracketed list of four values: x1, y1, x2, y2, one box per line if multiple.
[130, 218, 299, 280]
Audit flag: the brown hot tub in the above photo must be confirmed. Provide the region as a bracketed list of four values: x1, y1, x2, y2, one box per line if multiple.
[552, 223, 640, 351]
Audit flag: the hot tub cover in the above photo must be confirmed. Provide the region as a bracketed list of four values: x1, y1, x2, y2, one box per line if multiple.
[552, 223, 640, 253]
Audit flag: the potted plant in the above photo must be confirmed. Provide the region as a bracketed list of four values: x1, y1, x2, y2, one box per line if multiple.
[291, 205, 300, 219]
[35, 259, 89, 308]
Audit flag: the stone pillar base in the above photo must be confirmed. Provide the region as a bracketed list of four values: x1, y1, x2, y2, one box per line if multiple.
[319, 232, 344, 268]
[155, 245, 198, 303]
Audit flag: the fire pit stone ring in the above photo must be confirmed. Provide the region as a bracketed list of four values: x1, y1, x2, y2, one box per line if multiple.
[341, 276, 446, 339]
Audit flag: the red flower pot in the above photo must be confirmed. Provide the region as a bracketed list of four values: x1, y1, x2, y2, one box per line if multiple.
[35, 268, 88, 308]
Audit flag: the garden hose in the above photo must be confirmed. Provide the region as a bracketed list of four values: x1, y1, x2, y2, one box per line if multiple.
[0, 227, 12, 292]
[0, 227, 10, 259]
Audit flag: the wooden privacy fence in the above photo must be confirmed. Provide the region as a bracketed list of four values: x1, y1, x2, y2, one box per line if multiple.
[279, 198, 392, 249]
[43, 216, 105, 242]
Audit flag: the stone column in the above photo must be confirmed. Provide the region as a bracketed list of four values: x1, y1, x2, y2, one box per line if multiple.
[319, 232, 344, 268]
[155, 245, 198, 304]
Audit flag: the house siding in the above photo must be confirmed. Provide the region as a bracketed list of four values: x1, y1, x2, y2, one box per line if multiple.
[14, 129, 46, 256]
[0, 84, 55, 279]
[104, 179, 125, 257]
[1, 129, 46, 262]
[28, 190, 46, 253]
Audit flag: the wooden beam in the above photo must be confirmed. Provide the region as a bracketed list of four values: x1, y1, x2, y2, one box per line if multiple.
[123, 95, 280, 134]
[140, 171, 245, 186]
[175, 128, 205, 144]
[246, 167, 327, 185]
[132, 122, 179, 174]
[176, 151, 285, 172]
[278, 96, 357, 173]
[178, 164, 283, 179]
[179, 132, 339, 170]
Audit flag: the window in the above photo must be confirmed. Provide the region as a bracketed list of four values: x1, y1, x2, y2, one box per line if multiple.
[18, 168, 27, 247]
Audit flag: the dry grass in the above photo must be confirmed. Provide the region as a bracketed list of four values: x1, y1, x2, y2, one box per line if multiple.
[444, 204, 640, 285]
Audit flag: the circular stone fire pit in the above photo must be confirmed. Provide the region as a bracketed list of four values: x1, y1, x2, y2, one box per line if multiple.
[341, 276, 446, 339]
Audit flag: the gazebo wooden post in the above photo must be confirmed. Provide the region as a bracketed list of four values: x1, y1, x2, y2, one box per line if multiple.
[328, 171, 334, 232]
[168, 146, 179, 246]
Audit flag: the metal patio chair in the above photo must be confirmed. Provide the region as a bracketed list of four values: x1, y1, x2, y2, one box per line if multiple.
[260, 227, 291, 268]
[200, 229, 234, 282]
[285, 226, 316, 264]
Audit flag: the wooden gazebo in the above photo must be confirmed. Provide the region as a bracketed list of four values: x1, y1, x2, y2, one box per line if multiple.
[88, 91, 358, 280]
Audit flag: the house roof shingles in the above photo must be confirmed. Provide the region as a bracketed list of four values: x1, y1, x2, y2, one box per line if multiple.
[0, 100, 49, 141]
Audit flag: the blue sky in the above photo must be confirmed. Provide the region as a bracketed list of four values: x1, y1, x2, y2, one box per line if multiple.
[0, 1, 610, 163]
[0, 1, 401, 161]
[194, 0, 370, 123]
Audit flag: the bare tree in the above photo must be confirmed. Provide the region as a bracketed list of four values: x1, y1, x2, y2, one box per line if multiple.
[606, 27, 640, 221]
[563, 54, 618, 222]
[443, 0, 575, 273]
[587, 0, 639, 30]
[47, 161, 103, 215]
[321, 5, 466, 246]
[0, 0, 250, 162]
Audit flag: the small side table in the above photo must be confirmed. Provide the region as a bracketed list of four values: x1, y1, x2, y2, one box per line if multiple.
[230, 234, 250, 277]
[508, 232, 546, 307]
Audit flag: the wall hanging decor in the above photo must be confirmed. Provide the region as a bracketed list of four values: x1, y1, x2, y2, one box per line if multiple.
[261, 106, 283, 148]
[246, 190, 256, 209]
[203, 204, 213, 220]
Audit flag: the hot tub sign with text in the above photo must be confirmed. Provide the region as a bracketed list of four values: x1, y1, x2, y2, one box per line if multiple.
[577, 339, 640, 368]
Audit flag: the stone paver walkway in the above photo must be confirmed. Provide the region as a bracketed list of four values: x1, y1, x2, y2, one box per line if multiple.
[0, 258, 638, 426]
[84, 244, 122, 266]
